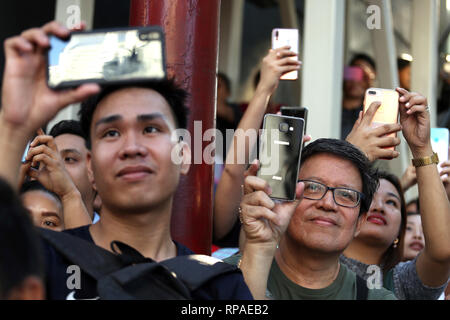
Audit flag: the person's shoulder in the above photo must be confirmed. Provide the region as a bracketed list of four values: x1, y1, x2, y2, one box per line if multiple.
[174, 241, 195, 256]
[367, 287, 398, 300]
[63, 224, 93, 242]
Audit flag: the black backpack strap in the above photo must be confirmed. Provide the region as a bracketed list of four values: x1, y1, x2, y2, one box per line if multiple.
[161, 254, 241, 291]
[40, 228, 124, 280]
[356, 275, 369, 300]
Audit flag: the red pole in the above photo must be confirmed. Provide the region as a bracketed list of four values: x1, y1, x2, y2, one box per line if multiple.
[130, 0, 220, 254]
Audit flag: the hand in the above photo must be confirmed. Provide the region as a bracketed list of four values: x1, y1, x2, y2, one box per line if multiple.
[25, 132, 78, 200]
[345, 101, 401, 161]
[397, 88, 431, 157]
[439, 159, 450, 201]
[400, 165, 417, 191]
[1, 21, 100, 135]
[256, 46, 301, 96]
[240, 160, 304, 247]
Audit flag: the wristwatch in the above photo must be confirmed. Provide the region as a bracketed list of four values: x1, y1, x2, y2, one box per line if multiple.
[412, 152, 439, 167]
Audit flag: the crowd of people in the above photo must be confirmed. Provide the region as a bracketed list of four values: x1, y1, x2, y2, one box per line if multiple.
[0, 21, 449, 301]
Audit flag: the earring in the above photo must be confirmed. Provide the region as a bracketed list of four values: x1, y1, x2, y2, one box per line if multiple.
[393, 238, 399, 248]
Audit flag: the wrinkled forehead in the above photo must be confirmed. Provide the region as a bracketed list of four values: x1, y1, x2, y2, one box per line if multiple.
[299, 153, 363, 191]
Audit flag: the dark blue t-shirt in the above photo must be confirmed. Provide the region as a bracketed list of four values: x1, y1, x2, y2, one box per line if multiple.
[42, 225, 253, 300]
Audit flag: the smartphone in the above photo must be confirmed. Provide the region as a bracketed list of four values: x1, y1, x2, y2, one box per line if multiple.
[344, 66, 364, 82]
[430, 128, 449, 173]
[47, 26, 166, 89]
[21, 140, 40, 170]
[363, 88, 399, 151]
[257, 114, 304, 201]
[271, 28, 299, 80]
[280, 106, 308, 134]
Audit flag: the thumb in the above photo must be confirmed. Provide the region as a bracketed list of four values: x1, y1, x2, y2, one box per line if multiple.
[244, 159, 260, 178]
[362, 101, 381, 126]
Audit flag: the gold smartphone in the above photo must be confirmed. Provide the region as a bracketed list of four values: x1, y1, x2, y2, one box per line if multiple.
[363, 88, 399, 151]
[271, 28, 299, 80]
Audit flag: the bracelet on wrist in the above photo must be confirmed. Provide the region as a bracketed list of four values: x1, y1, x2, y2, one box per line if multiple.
[411, 152, 439, 167]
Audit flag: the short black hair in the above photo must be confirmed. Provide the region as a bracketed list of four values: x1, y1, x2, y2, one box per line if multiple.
[217, 72, 231, 93]
[20, 180, 62, 206]
[300, 138, 378, 215]
[0, 178, 44, 299]
[49, 119, 86, 141]
[79, 79, 189, 149]
[397, 58, 411, 71]
[350, 53, 377, 72]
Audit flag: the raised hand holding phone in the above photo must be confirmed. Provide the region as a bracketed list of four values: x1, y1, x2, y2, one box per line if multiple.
[271, 28, 299, 80]
[257, 114, 304, 201]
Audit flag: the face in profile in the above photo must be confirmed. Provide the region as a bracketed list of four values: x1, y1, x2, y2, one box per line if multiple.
[286, 153, 364, 254]
[358, 179, 402, 248]
[402, 214, 424, 261]
[21, 190, 64, 231]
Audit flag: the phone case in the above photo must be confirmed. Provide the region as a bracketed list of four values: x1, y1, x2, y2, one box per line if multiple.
[271, 28, 299, 80]
[47, 26, 166, 89]
[280, 106, 308, 134]
[363, 88, 399, 151]
[257, 114, 304, 201]
[431, 128, 449, 173]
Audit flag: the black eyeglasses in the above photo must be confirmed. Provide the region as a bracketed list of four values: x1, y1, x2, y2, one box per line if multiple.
[298, 180, 364, 208]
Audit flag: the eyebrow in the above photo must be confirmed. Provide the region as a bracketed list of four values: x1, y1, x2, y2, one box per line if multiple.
[386, 192, 401, 201]
[41, 212, 62, 220]
[60, 149, 82, 155]
[305, 176, 360, 190]
[94, 113, 167, 128]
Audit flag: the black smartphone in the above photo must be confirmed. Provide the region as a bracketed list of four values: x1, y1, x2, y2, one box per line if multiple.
[257, 114, 304, 201]
[280, 106, 308, 134]
[47, 26, 166, 89]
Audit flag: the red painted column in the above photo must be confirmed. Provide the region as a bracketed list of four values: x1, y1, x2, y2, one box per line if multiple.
[130, 0, 220, 254]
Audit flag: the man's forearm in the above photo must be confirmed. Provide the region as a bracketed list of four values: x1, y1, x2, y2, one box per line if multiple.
[0, 118, 32, 189]
[60, 189, 92, 229]
[240, 243, 276, 300]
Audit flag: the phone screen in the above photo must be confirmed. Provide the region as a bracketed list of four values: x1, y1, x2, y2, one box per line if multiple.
[48, 27, 166, 89]
[430, 128, 449, 173]
[271, 28, 299, 80]
[258, 114, 304, 201]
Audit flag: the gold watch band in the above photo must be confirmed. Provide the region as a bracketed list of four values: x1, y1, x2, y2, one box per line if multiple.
[411, 152, 439, 167]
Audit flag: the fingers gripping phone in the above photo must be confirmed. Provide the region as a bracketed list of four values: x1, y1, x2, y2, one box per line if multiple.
[430, 128, 449, 173]
[271, 28, 299, 80]
[257, 114, 304, 201]
[47, 26, 166, 89]
[363, 88, 399, 151]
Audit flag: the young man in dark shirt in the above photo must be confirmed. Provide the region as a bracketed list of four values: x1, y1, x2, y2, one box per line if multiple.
[0, 21, 252, 300]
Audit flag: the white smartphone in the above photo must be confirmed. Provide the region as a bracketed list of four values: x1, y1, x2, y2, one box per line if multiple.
[271, 28, 299, 80]
[430, 128, 449, 173]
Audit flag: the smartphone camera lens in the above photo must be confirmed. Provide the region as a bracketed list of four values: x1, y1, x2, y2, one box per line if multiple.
[279, 123, 289, 133]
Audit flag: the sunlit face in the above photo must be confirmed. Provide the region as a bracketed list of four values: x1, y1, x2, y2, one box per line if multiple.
[88, 87, 189, 215]
[22, 190, 64, 231]
[402, 214, 424, 261]
[285, 153, 364, 254]
[54, 133, 95, 218]
[358, 179, 402, 247]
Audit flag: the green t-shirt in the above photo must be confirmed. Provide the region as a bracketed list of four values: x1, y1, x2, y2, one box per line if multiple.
[267, 259, 397, 300]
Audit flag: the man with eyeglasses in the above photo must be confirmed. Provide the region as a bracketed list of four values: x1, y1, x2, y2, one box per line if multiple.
[233, 138, 397, 299]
